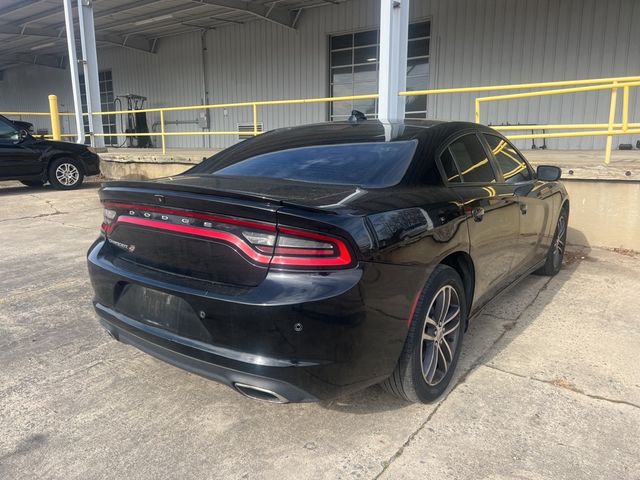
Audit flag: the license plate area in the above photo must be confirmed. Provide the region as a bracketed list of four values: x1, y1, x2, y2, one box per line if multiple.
[115, 284, 213, 343]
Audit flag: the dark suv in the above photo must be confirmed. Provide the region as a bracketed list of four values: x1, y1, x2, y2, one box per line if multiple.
[0, 114, 100, 189]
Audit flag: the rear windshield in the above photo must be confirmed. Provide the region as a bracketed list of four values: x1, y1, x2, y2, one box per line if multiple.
[205, 141, 418, 188]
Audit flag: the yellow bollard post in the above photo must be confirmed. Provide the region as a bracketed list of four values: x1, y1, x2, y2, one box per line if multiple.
[475, 98, 481, 123]
[605, 83, 618, 165]
[48, 94, 62, 141]
[622, 85, 630, 132]
[160, 109, 166, 154]
[252, 103, 258, 136]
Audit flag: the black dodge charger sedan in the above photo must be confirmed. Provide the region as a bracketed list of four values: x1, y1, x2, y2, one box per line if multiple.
[0, 114, 100, 189]
[88, 119, 568, 403]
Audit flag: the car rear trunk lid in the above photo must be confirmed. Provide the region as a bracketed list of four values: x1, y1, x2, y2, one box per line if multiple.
[100, 182, 280, 287]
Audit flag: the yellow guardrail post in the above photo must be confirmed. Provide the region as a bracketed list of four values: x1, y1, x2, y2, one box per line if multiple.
[160, 109, 166, 154]
[48, 94, 61, 141]
[252, 103, 258, 136]
[474, 98, 480, 123]
[605, 82, 619, 165]
[622, 84, 630, 132]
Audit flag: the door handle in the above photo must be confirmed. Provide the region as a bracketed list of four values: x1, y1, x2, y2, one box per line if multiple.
[520, 202, 528, 215]
[472, 207, 485, 222]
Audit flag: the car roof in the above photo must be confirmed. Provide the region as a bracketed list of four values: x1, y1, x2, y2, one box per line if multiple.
[245, 119, 501, 151]
[207, 119, 497, 159]
[190, 119, 503, 182]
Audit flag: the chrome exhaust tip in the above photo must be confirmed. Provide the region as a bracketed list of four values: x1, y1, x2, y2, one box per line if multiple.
[234, 383, 289, 404]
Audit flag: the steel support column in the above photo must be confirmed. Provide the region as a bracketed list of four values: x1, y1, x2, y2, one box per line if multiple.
[63, 0, 85, 144]
[378, 0, 410, 123]
[78, 0, 104, 147]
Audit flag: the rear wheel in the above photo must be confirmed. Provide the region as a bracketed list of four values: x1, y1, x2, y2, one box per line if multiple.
[48, 158, 84, 190]
[536, 206, 568, 276]
[382, 265, 466, 403]
[20, 180, 44, 187]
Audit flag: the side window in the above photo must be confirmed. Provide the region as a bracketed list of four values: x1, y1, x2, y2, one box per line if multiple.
[440, 148, 461, 183]
[447, 134, 496, 183]
[0, 118, 18, 143]
[485, 134, 532, 183]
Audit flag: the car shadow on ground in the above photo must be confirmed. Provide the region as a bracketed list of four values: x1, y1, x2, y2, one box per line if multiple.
[319, 241, 591, 414]
[0, 179, 102, 197]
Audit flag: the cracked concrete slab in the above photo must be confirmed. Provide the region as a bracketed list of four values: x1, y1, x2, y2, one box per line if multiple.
[0, 180, 638, 480]
[377, 365, 639, 480]
[483, 249, 640, 407]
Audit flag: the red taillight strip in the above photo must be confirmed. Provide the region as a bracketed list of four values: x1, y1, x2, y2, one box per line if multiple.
[115, 217, 273, 264]
[104, 202, 276, 232]
[103, 203, 354, 268]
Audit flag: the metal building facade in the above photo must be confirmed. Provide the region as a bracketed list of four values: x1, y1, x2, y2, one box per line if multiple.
[1, 0, 639, 150]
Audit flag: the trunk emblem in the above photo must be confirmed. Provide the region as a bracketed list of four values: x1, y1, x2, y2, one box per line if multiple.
[107, 238, 136, 253]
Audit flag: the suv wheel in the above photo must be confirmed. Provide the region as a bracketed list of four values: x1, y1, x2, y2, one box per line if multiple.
[49, 158, 84, 190]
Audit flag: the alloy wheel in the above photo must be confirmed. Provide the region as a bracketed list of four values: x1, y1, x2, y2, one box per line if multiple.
[55, 163, 80, 187]
[553, 214, 567, 269]
[420, 285, 461, 386]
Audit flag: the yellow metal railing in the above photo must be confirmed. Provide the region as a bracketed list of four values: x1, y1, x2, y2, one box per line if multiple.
[400, 76, 640, 164]
[2, 75, 638, 163]
[471, 79, 640, 163]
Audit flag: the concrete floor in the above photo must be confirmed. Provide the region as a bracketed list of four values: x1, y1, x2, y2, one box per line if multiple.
[0, 180, 639, 480]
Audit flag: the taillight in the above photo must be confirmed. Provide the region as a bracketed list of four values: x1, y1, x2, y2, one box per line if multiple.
[272, 227, 352, 267]
[101, 203, 354, 269]
[100, 208, 117, 235]
[241, 226, 352, 267]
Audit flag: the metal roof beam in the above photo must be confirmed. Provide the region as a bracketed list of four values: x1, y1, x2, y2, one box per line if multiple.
[129, 9, 246, 35]
[96, 3, 205, 31]
[14, 0, 166, 29]
[191, 0, 295, 29]
[0, 23, 155, 54]
[3, 53, 66, 70]
[0, 0, 48, 18]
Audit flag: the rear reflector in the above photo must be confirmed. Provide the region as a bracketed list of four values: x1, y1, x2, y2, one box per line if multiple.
[101, 203, 354, 269]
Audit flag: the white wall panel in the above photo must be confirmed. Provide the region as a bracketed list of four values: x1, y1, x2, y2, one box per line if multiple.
[1, 0, 639, 150]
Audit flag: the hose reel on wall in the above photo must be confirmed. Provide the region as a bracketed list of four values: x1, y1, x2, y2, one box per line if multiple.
[114, 94, 151, 148]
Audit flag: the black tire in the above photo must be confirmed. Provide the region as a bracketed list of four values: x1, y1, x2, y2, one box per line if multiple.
[20, 180, 44, 187]
[48, 158, 84, 190]
[382, 264, 467, 403]
[536, 206, 568, 276]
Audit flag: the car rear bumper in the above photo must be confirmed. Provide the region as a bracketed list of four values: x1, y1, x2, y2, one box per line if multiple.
[88, 239, 428, 401]
[96, 306, 319, 402]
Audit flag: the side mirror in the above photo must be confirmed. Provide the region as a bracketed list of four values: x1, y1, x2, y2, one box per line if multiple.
[17, 129, 29, 143]
[536, 165, 561, 182]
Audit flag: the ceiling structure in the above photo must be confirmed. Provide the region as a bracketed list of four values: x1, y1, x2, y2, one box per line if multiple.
[0, 0, 346, 70]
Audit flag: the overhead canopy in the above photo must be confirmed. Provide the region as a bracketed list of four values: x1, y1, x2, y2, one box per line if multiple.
[0, 0, 345, 70]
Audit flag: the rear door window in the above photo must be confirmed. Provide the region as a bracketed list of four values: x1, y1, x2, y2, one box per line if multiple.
[439, 148, 461, 183]
[445, 134, 496, 183]
[484, 134, 532, 183]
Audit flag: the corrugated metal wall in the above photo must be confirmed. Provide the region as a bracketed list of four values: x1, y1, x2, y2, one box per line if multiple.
[1, 0, 639, 150]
